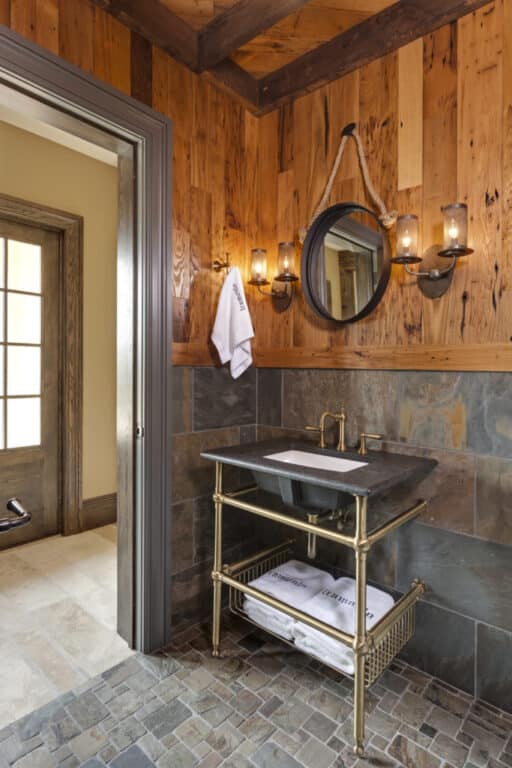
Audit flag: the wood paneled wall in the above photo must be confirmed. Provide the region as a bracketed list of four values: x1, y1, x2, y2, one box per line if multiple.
[3, 0, 511, 370]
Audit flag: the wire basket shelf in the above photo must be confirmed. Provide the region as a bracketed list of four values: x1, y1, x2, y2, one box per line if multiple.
[227, 546, 417, 688]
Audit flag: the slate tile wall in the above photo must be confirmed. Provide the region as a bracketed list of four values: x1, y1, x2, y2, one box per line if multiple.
[276, 368, 512, 713]
[170, 365, 512, 713]
[170, 367, 260, 630]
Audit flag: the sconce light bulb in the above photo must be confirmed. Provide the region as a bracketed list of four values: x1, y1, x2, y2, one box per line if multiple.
[402, 233, 412, 250]
[448, 221, 459, 241]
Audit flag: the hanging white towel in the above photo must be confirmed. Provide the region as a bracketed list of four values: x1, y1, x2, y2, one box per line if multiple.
[293, 577, 394, 675]
[211, 267, 255, 380]
[244, 559, 334, 641]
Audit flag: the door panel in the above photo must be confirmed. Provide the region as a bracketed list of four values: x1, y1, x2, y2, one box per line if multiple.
[0, 219, 61, 549]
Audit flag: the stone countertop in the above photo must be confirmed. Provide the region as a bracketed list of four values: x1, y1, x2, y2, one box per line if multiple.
[201, 438, 437, 497]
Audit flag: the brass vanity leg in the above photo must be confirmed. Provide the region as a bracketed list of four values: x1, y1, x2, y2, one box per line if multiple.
[353, 496, 369, 757]
[212, 462, 223, 658]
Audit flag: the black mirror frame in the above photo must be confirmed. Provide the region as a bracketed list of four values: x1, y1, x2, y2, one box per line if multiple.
[301, 202, 391, 324]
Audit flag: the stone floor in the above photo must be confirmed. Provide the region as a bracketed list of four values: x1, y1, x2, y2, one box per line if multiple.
[0, 525, 133, 729]
[1, 613, 511, 768]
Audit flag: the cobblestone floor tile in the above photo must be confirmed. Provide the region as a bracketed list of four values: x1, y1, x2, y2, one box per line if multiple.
[389, 733, 442, 768]
[252, 742, 303, 768]
[157, 742, 197, 768]
[296, 736, 335, 768]
[111, 744, 155, 767]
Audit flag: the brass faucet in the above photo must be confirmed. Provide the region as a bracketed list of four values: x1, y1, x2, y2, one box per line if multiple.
[358, 432, 383, 456]
[305, 406, 346, 452]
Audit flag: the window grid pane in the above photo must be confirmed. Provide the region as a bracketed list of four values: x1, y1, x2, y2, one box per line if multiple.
[7, 396, 41, 449]
[7, 240, 41, 294]
[0, 238, 43, 451]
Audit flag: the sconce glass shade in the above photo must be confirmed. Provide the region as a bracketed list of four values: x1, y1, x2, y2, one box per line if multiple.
[392, 214, 422, 264]
[249, 248, 269, 285]
[276, 242, 299, 282]
[439, 203, 473, 257]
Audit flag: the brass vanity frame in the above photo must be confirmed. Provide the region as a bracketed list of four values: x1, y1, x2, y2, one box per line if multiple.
[210, 462, 427, 757]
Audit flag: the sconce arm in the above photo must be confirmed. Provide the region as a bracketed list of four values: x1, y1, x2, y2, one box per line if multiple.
[257, 284, 293, 301]
[404, 254, 457, 281]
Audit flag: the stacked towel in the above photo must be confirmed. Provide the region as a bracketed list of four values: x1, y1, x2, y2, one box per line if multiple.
[245, 560, 334, 640]
[294, 577, 394, 675]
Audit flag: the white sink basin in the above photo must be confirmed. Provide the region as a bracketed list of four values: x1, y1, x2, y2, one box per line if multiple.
[264, 450, 367, 474]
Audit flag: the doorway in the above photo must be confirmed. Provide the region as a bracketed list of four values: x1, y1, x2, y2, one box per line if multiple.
[0, 26, 173, 654]
[0, 219, 61, 548]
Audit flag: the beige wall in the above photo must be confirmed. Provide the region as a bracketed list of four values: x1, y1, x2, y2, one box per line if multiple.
[0, 121, 118, 499]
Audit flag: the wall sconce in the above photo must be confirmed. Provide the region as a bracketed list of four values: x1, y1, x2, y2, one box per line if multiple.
[391, 203, 473, 298]
[248, 243, 298, 310]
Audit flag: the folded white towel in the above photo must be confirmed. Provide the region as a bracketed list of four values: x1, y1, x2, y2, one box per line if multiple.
[294, 577, 394, 675]
[211, 267, 255, 379]
[244, 559, 334, 641]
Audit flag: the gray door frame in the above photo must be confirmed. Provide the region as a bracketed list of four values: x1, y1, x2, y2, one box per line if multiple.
[0, 25, 173, 653]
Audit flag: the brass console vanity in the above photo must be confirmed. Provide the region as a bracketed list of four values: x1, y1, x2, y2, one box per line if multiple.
[202, 436, 436, 757]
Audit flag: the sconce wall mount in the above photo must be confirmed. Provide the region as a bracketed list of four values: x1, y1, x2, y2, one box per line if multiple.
[391, 203, 473, 299]
[248, 244, 298, 311]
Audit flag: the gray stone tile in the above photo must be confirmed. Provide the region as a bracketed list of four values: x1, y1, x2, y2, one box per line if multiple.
[66, 693, 109, 731]
[257, 369, 282, 427]
[295, 736, 335, 768]
[392, 691, 433, 728]
[69, 727, 109, 763]
[464, 373, 512, 459]
[396, 522, 512, 633]
[400, 601, 475, 695]
[269, 698, 313, 732]
[193, 367, 256, 431]
[108, 717, 146, 750]
[252, 742, 303, 768]
[475, 455, 512, 546]
[107, 690, 141, 721]
[398, 372, 468, 451]
[238, 715, 275, 746]
[111, 745, 155, 768]
[142, 701, 192, 740]
[389, 733, 442, 767]
[186, 692, 233, 728]
[302, 711, 337, 741]
[380, 442, 475, 535]
[476, 623, 512, 714]
[157, 742, 197, 768]
[172, 367, 193, 434]
[14, 746, 55, 768]
[282, 369, 401, 446]
[423, 682, 469, 719]
[171, 428, 241, 502]
[306, 689, 351, 721]
[430, 733, 469, 768]
[205, 722, 244, 758]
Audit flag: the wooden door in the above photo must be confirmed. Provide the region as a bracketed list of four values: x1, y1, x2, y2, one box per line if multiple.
[0, 219, 61, 549]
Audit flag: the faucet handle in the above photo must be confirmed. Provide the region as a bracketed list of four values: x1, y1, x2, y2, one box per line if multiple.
[304, 423, 325, 448]
[358, 432, 383, 456]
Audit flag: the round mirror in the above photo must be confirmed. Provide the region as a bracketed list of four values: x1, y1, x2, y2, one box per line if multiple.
[302, 203, 391, 323]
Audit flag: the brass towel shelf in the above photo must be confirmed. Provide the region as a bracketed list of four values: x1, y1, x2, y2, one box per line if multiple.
[209, 461, 427, 758]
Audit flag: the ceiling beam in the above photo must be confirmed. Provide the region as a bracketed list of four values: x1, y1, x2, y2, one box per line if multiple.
[257, 0, 492, 113]
[198, 0, 310, 72]
[89, 0, 200, 72]
[204, 59, 260, 111]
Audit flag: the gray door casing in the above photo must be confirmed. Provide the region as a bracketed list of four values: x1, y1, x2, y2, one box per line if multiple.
[0, 24, 173, 653]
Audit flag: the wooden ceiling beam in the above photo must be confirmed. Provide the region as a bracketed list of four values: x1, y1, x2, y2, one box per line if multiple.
[257, 0, 492, 112]
[198, 0, 311, 72]
[204, 59, 260, 111]
[89, 0, 200, 72]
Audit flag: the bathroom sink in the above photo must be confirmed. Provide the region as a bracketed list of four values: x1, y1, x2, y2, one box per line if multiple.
[254, 449, 366, 511]
[264, 450, 367, 474]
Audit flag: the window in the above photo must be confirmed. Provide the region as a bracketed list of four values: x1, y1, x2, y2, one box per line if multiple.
[0, 237, 42, 449]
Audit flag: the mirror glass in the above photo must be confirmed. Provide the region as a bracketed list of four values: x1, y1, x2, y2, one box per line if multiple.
[302, 204, 390, 324]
